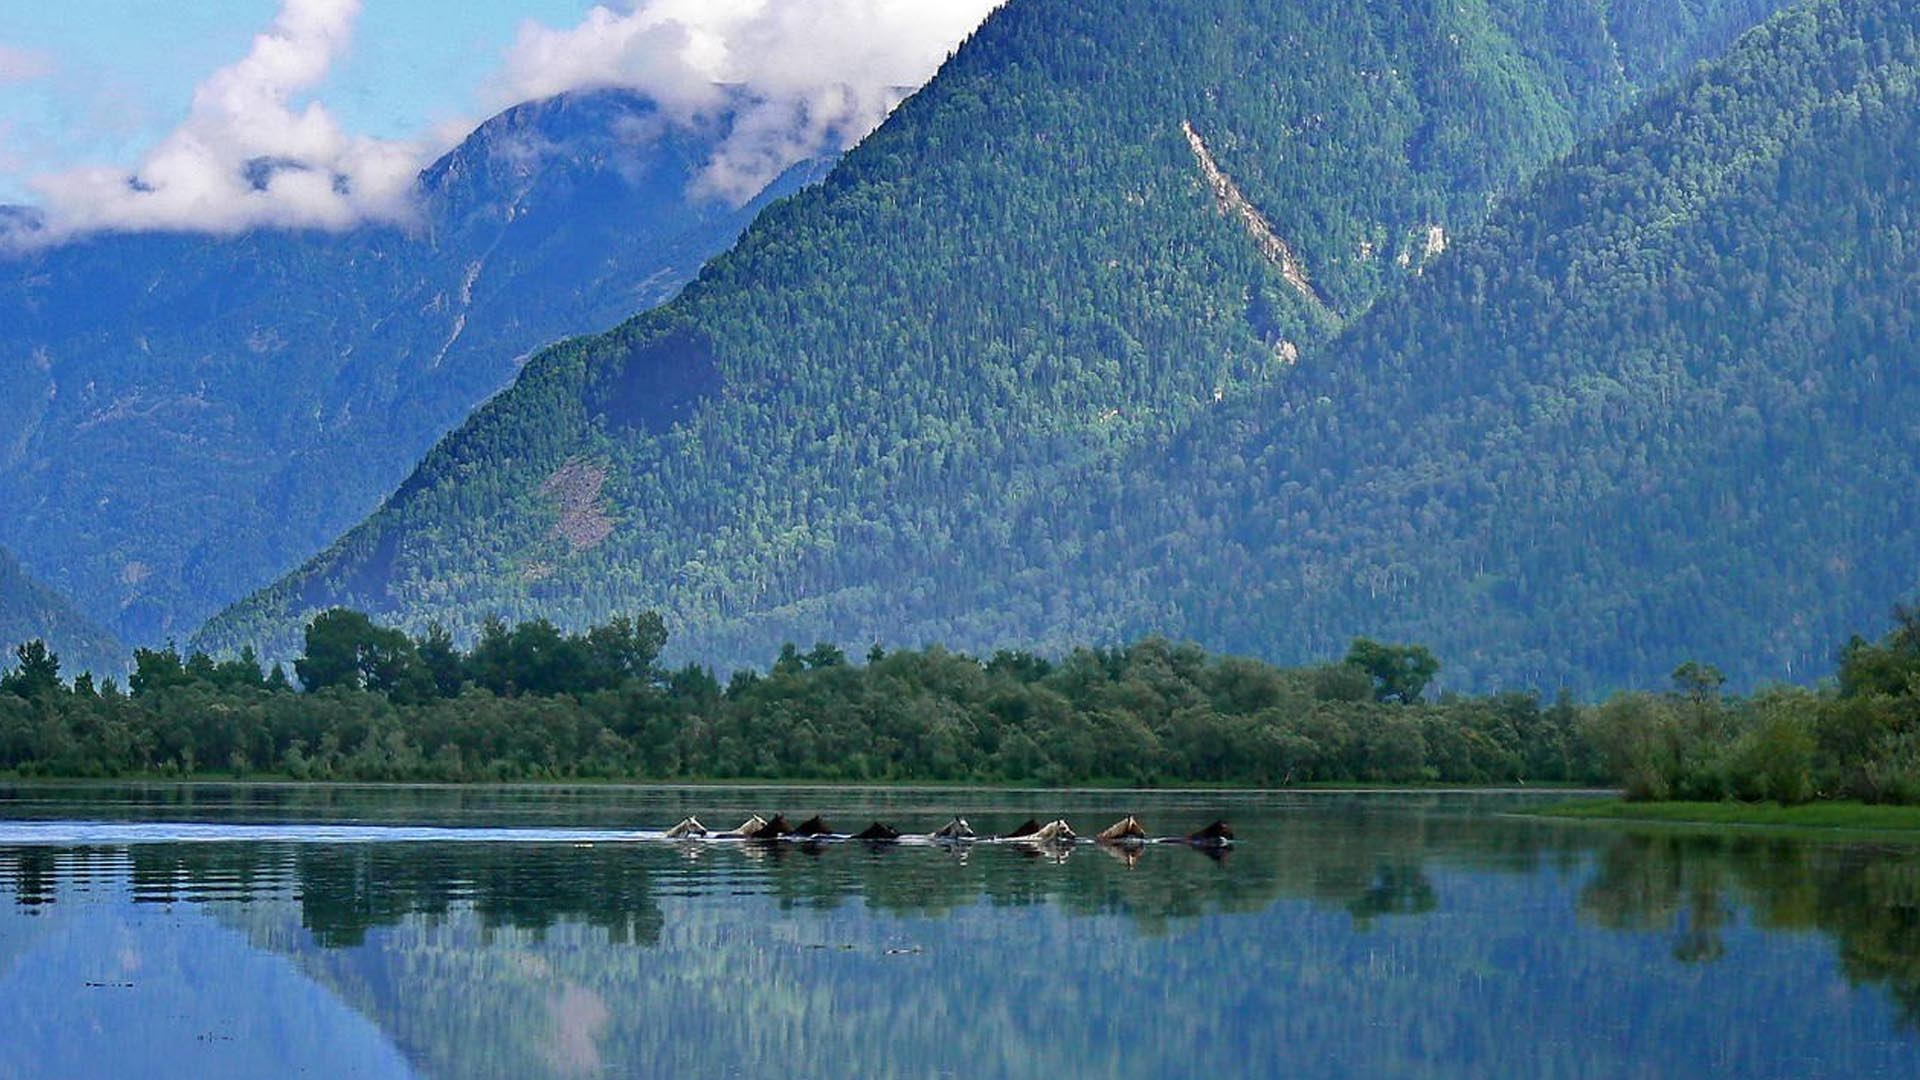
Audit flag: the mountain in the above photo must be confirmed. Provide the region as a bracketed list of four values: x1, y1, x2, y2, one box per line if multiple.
[841, 0, 1920, 692]
[199, 0, 1789, 664]
[0, 89, 830, 644]
[0, 547, 123, 679]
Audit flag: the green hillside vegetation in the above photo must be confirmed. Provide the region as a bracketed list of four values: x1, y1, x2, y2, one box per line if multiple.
[0, 548, 123, 679]
[852, 0, 1920, 692]
[198, 0, 1787, 667]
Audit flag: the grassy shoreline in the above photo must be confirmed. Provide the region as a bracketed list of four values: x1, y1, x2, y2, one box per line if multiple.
[1531, 798, 1920, 836]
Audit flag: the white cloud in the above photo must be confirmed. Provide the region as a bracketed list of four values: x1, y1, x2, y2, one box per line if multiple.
[20, 0, 424, 240]
[498, 0, 1003, 203]
[0, 43, 56, 85]
[7, 0, 1002, 242]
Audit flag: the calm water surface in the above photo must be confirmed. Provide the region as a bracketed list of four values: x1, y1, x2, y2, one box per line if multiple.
[1, 784, 1917, 1079]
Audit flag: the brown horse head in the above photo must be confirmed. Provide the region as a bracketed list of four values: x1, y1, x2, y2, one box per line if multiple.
[1186, 820, 1235, 845]
[1095, 816, 1148, 843]
[794, 815, 834, 837]
[852, 821, 902, 841]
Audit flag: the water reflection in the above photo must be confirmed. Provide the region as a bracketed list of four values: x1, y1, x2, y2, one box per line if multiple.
[1580, 831, 1920, 1024]
[1, 786, 1918, 1078]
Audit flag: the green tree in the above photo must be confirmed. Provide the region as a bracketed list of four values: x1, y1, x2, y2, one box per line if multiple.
[1344, 640, 1441, 705]
[1, 641, 61, 699]
[129, 644, 190, 697]
[296, 609, 429, 701]
[417, 623, 467, 698]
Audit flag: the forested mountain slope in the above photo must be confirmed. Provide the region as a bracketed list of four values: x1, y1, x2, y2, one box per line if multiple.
[201, 0, 1786, 662]
[0, 548, 122, 679]
[898, 0, 1920, 692]
[0, 90, 825, 644]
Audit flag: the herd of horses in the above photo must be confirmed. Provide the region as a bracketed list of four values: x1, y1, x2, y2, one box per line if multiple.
[657, 813, 1234, 849]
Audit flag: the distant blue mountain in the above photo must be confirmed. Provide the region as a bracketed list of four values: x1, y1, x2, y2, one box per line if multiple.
[0, 545, 122, 679]
[0, 89, 830, 645]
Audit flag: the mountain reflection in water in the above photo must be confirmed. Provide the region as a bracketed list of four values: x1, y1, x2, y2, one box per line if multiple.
[1, 785, 1918, 1079]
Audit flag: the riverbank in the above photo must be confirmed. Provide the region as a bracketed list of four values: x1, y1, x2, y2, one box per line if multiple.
[1532, 798, 1920, 836]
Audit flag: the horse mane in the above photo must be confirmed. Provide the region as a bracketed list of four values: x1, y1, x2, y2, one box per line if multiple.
[1006, 818, 1042, 838]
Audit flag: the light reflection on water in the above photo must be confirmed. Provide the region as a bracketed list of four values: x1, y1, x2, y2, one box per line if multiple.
[1, 784, 1918, 1079]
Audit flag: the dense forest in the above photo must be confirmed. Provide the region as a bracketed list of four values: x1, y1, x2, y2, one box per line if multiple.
[697, 0, 1920, 693]
[965, 0, 1920, 692]
[197, 0, 1788, 681]
[0, 89, 825, 646]
[16, 604, 1920, 804]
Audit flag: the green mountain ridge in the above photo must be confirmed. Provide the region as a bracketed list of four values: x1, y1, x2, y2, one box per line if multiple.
[198, 0, 1788, 669]
[819, 0, 1920, 692]
[0, 547, 124, 679]
[0, 89, 827, 645]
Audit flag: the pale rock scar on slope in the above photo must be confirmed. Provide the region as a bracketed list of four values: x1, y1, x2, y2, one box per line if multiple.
[1182, 120, 1330, 314]
[541, 458, 616, 554]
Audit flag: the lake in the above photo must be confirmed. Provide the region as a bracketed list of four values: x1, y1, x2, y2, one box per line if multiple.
[0, 784, 1916, 1078]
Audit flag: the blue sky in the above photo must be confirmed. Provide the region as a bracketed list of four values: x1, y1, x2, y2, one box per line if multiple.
[0, 0, 998, 233]
[0, 1, 598, 203]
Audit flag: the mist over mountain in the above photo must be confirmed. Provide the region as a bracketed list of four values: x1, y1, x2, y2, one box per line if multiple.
[0, 88, 830, 646]
[199, 0, 1796, 681]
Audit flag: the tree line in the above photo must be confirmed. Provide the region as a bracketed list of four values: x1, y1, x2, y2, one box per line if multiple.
[7, 603, 1920, 801]
[3, 609, 1593, 785]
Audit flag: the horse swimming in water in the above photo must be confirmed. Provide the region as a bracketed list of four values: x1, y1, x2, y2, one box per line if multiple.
[930, 817, 975, 841]
[649, 812, 1228, 850]
[749, 815, 797, 840]
[711, 814, 768, 839]
[1182, 820, 1235, 848]
[1011, 819, 1076, 844]
[793, 816, 836, 838]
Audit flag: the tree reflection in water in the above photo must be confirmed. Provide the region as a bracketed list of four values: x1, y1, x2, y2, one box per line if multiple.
[2, 788, 1919, 1078]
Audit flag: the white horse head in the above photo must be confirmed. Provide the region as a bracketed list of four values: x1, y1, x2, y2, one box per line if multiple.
[664, 816, 707, 839]
[933, 817, 975, 840]
[1030, 819, 1076, 843]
